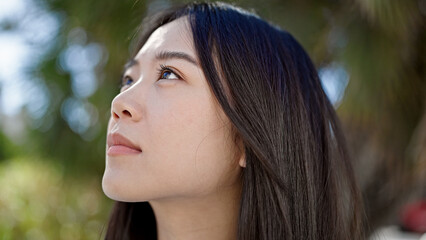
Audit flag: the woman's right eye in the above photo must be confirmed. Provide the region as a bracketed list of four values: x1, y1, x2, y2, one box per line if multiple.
[120, 76, 134, 89]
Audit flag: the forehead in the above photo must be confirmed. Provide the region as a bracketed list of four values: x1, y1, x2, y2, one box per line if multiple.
[136, 17, 194, 59]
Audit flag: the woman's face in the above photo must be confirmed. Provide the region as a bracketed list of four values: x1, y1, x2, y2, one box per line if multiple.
[102, 17, 244, 202]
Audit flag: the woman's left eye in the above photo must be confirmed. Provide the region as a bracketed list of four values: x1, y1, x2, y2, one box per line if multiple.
[158, 65, 181, 80]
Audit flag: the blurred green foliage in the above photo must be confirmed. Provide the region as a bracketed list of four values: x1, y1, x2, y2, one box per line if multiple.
[0, 0, 425, 237]
[0, 158, 111, 239]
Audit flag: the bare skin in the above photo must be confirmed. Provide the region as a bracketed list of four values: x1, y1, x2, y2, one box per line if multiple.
[150, 183, 241, 240]
[102, 17, 246, 240]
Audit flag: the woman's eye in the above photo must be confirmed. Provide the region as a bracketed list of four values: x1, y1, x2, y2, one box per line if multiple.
[122, 76, 134, 86]
[119, 76, 134, 91]
[160, 70, 179, 80]
[158, 65, 181, 80]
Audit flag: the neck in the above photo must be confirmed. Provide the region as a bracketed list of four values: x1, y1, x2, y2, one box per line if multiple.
[149, 182, 242, 240]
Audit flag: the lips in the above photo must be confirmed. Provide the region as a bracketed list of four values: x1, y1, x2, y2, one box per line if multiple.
[107, 133, 142, 156]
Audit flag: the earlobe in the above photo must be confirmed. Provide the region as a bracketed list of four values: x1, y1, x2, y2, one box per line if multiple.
[235, 136, 246, 168]
[239, 153, 246, 168]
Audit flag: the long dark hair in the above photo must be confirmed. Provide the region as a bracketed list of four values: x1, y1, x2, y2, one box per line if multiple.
[105, 2, 364, 239]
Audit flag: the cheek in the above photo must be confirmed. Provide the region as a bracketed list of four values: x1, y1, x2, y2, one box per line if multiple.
[149, 87, 214, 150]
[146, 93, 239, 195]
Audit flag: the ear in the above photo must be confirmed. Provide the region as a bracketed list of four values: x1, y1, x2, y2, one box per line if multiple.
[230, 128, 246, 168]
[238, 150, 246, 168]
[234, 135, 246, 168]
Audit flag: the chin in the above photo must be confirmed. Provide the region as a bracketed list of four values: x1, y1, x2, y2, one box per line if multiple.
[102, 173, 120, 200]
[102, 172, 130, 202]
[101, 172, 152, 202]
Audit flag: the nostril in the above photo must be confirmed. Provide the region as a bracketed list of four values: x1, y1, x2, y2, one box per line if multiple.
[123, 110, 132, 117]
[113, 112, 119, 119]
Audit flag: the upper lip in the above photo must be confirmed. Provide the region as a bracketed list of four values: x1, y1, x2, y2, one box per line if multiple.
[107, 133, 142, 151]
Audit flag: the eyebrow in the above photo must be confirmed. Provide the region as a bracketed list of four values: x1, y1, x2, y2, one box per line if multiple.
[156, 51, 198, 66]
[124, 59, 138, 70]
[123, 51, 198, 72]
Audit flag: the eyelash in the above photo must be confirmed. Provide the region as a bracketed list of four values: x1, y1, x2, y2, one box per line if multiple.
[119, 64, 181, 89]
[157, 64, 181, 80]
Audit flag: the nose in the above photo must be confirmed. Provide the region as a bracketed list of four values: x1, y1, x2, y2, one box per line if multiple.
[111, 91, 143, 122]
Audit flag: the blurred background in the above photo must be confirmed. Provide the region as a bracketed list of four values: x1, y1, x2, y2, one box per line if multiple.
[0, 0, 425, 239]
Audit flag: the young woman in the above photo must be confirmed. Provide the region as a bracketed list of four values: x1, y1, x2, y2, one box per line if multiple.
[102, 2, 364, 239]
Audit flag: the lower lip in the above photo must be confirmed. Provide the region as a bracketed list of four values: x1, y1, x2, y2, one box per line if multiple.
[107, 145, 142, 156]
